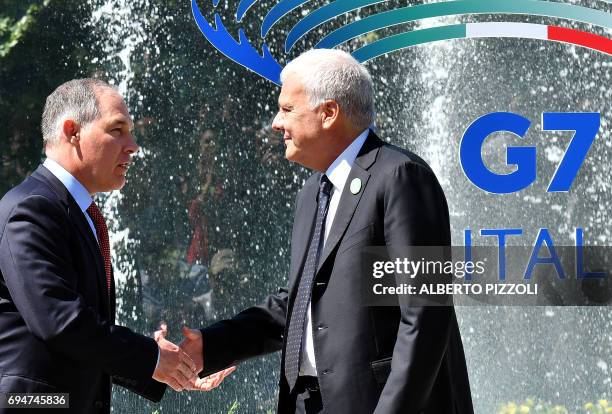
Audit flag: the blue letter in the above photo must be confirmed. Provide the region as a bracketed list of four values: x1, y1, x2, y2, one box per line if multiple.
[480, 228, 522, 280]
[464, 229, 473, 280]
[575, 228, 606, 279]
[525, 228, 565, 279]
[460, 112, 536, 194]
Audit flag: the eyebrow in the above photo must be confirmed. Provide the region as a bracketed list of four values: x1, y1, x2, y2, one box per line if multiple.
[109, 118, 135, 130]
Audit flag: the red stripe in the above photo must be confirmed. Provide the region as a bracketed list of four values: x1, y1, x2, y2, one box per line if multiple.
[548, 25, 612, 55]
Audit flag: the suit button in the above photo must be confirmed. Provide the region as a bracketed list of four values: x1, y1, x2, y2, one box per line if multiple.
[317, 325, 327, 331]
[321, 369, 332, 375]
[94, 401, 103, 409]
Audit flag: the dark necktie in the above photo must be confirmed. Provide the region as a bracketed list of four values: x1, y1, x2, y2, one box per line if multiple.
[86, 201, 112, 300]
[285, 174, 333, 391]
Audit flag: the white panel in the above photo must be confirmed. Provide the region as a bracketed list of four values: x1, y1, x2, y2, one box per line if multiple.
[466, 22, 547, 40]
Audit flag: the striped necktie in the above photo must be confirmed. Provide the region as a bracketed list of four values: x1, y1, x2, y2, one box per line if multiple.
[284, 174, 333, 391]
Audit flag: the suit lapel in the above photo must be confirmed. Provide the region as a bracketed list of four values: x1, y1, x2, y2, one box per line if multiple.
[32, 166, 110, 309]
[317, 132, 382, 273]
[317, 167, 369, 273]
[288, 132, 383, 293]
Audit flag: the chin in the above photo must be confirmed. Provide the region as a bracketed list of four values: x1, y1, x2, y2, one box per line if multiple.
[110, 178, 127, 191]
[285, 148, 296, 162]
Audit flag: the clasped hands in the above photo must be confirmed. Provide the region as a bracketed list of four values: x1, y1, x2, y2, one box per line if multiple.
[152, 323, 235, 392]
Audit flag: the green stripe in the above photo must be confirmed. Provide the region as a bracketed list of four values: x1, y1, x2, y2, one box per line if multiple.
[351, 24, 467, 62]
[297, 0, 612, 51]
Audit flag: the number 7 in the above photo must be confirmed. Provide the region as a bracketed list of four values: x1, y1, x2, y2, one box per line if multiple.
[544, 112, 600, 192]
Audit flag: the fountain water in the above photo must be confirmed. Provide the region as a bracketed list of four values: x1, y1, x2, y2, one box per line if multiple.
[48, 0, 610, 412]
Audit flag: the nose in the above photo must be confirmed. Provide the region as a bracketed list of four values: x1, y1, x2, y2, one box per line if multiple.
[271, 112, 283, 132]
[125, 132, 140, 155]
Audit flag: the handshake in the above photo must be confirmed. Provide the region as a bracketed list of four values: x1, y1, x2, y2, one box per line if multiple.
[151, 323, 235, 392]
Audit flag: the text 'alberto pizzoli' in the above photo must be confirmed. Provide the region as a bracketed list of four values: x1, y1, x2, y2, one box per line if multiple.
[371, 259, 538, 297]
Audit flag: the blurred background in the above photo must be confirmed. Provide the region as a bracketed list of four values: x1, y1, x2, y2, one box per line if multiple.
[0, 0, 610, 412]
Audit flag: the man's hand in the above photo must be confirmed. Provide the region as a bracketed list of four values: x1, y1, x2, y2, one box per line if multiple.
[152, 323, 198, 392]
[179, 326, 237, 391]
[179, 326, 204, 373]
[187, 366, 236, 391]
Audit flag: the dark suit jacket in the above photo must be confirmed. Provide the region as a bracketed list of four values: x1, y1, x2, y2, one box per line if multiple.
[0, 165, 165, 414]
[201, 132, 473, 414]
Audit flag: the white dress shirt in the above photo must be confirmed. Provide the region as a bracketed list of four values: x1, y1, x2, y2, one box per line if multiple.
[299, 128, 370, 376]
[43, 158, 97, 240]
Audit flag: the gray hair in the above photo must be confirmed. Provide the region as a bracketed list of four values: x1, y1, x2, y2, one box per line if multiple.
[41, 78, 116, 146]
[280, 49, 375, 130]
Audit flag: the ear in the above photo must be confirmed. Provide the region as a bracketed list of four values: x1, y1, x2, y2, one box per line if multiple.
[62, 119, 81, 145]
[321, 100, 340, 130]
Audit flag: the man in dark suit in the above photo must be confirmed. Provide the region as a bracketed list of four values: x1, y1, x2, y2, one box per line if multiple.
[0, 79, 199, 413]
[181, 49, 473, 413]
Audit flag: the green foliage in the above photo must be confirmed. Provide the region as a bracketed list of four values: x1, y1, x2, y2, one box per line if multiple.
[498, 398, 612, 414]
[0, 0, 50, 58]
[498, 398, 567, 414]
[584, 400, 612, 414]
[227, 400, 240, 414]
[0, 0, 100, 195]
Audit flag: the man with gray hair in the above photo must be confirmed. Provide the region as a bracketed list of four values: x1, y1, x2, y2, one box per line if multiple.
[0, 79, 206, 413]
[181, 49, 473, 413]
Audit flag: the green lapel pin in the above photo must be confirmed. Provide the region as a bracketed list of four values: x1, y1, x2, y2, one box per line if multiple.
[350, 178, 362, 195]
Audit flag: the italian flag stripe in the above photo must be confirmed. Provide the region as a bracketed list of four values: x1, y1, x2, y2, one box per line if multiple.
[548, 25, 612, 55]
[465, 22, 611, 55]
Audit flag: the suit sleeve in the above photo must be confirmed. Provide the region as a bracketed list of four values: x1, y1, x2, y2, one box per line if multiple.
[198, 185, 314, 376]
[0, 195, 165, 401]
[199, 287, 288, 376]
[113, 373, 166, 402]
[374, 162, 453, 414]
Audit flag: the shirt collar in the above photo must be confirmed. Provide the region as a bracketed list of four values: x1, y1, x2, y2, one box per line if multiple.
[43, 158, 93, 212]
[325, 128, 369, 193]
